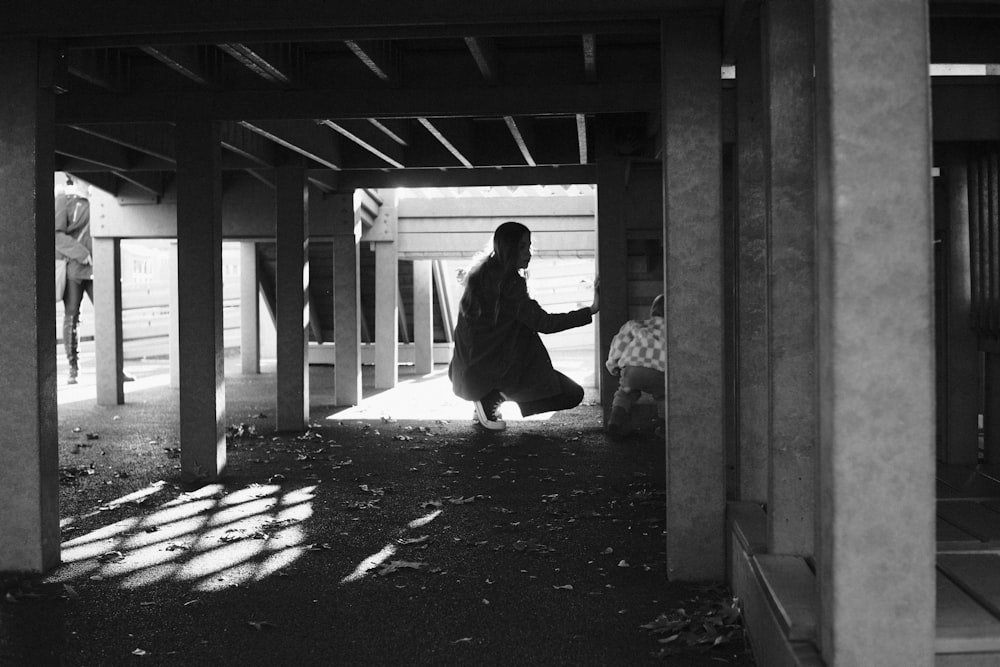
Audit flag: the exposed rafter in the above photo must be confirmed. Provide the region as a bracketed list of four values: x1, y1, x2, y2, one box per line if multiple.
[239, 120, 342, 170]
[67, 48, 129, 92]
[345, 40, 397, 82]
[139, 45, 221, 87]
[503, 116, 536, 166]
[582, 34, 597, 82]
[318, 119, 405, 168]
[218, 42, 299, 85]
[576, 114, 589, 164]
[417, 117, 473, 168]
[465, 36, 500, 83]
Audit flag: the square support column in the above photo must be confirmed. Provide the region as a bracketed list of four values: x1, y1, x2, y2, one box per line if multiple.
[332, 194, 362, 406]
[661, 17, 725, 580]
[93, 237, 125, 406]
[176, 120, 226, 482]
[413, 259, 434, 375]
[763, 0, 816, 556]
[941, 151, 979, 464]
[275, 160, 309, 431]
[735, 15, 770, 504]
[596, 154, 631, 420]
[240, 241, 260, 375]
[373, 193, 399, 390]
[0, 39, 60, 572]
[815, 1, 935, 663]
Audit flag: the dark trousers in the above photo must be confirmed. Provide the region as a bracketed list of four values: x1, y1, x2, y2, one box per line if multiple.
[62, 278, 93, 367]
[516, 371, 585, 417]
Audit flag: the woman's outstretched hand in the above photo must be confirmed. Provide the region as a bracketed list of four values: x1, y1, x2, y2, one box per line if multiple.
[590, 276, 600, 314]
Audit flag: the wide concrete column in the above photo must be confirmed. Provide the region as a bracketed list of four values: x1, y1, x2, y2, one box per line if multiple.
[941, 151, 979, 464]
[240, 241, 260, 375]
[815, 1, 935, 663]
[661, 17, 725, 580]
[176, 120, 226, 482]
[413, 259, 434, 375]
[373, 192, 399, 389]
[331, 194, 362, 406]
[764, 0, 816, 556]
[93, 237, 125, 406]
[596, 153, 630, 419]
[0, 39, 60, 572]
[275, 159, 309, 431]
[735, 14, 770, 504]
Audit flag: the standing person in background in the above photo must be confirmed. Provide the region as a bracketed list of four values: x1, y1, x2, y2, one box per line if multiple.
[55, 175, 132, 385]
[55, 176, 93, 385]
[449, 220, 599, 431]
[604, 293, 666, 439]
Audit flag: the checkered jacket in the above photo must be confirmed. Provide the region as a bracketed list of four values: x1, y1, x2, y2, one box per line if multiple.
[605, 315, 666, 375]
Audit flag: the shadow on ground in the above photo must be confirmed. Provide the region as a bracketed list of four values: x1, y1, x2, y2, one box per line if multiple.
[1, 356, 754, 666]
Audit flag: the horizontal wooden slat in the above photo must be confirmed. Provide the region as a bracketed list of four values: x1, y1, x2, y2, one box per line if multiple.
[936, 568, 1000, 654]
[938, 502, 1000, 541]
[938, 464, 1000, 498]
[754, 555, 818, 642]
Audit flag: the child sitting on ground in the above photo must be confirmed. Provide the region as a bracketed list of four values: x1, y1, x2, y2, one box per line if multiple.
[605, 294, 665, 438]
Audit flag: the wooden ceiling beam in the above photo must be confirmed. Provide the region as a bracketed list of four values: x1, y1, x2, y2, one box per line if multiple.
[576, 113, 589, 164]
[503, 115, 536, 166]
[417, 117, 473, 168]
[70, 123, 175, 162]
[221, 121, 277, 167]
[465, 36, 500, 83]
[218, 43, 300, 86]
[55, 125, 132, 170]
[67, 48, 129, 92]
[331, 164, 596, 189]
[57, 82, 659, 123]
[345, 40, 397, 83]
[318, 119, 405, 168]
[139, 45, 221, 87]
[239, 119, 342, 170]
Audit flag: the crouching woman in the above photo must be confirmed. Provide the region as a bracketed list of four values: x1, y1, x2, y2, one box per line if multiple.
[448, 221, 599, 431]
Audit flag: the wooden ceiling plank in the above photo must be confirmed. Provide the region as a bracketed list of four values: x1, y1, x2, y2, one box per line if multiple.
[240, 119, 343, 170]
[345, 40, 397, 82]
[221, 121, 277, 167]
[139, 44, 220, 87]
[57, 82, 659, 122]
[67, 48, 129, 92]
[319, 119, 405, 168]
[71, 123, 176, 162]
[582, 34, 597, 82]
[465, 36, 500, 83]
[503, 115, 536, 166]
[417, 117, 474, 168]
[55, 126, 132, 170]
[218, 43, 299, 85]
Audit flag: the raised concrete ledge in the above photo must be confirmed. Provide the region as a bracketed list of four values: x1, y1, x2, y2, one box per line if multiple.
[728, 503, 824, 667]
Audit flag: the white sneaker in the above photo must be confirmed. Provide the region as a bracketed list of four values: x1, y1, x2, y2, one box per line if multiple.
[473, 392, 506, 431]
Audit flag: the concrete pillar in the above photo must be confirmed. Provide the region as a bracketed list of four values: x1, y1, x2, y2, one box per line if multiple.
[374, 193, 399, 389]
[275, 160, 309, 431]
[942, 152, 979, 464]
[176, 120, 226, 482]
[735, 15, 770, 504]
[763, 0, 816, 556]
[0, 39, 60, 572]
[93, 237, 125, 406]
[413, 259, 434, 375]
[332, 194, 362, 406]
[596, 154, 630, 420]
[240, 241, 260, 375]
[815, 1, 935, 663]
[661, 17, 725, 580]
[167, 242, 180, 389]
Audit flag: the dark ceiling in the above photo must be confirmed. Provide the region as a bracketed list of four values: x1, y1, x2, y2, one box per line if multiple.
[6, 0, 1000, 199]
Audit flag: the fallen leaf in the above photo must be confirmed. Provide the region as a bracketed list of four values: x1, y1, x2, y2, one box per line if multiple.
[247, 621, 277, 631]
[553, 584, 574, 590]
[378, 560, 427, 576]
[132, 648, 148, 656]
[397, 535, 430, 545]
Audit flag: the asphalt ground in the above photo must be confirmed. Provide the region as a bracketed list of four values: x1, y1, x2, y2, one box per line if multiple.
[1, 347, 754, 666]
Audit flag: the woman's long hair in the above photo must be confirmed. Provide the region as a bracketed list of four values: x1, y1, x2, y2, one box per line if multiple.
[458, 221, 530, 322]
